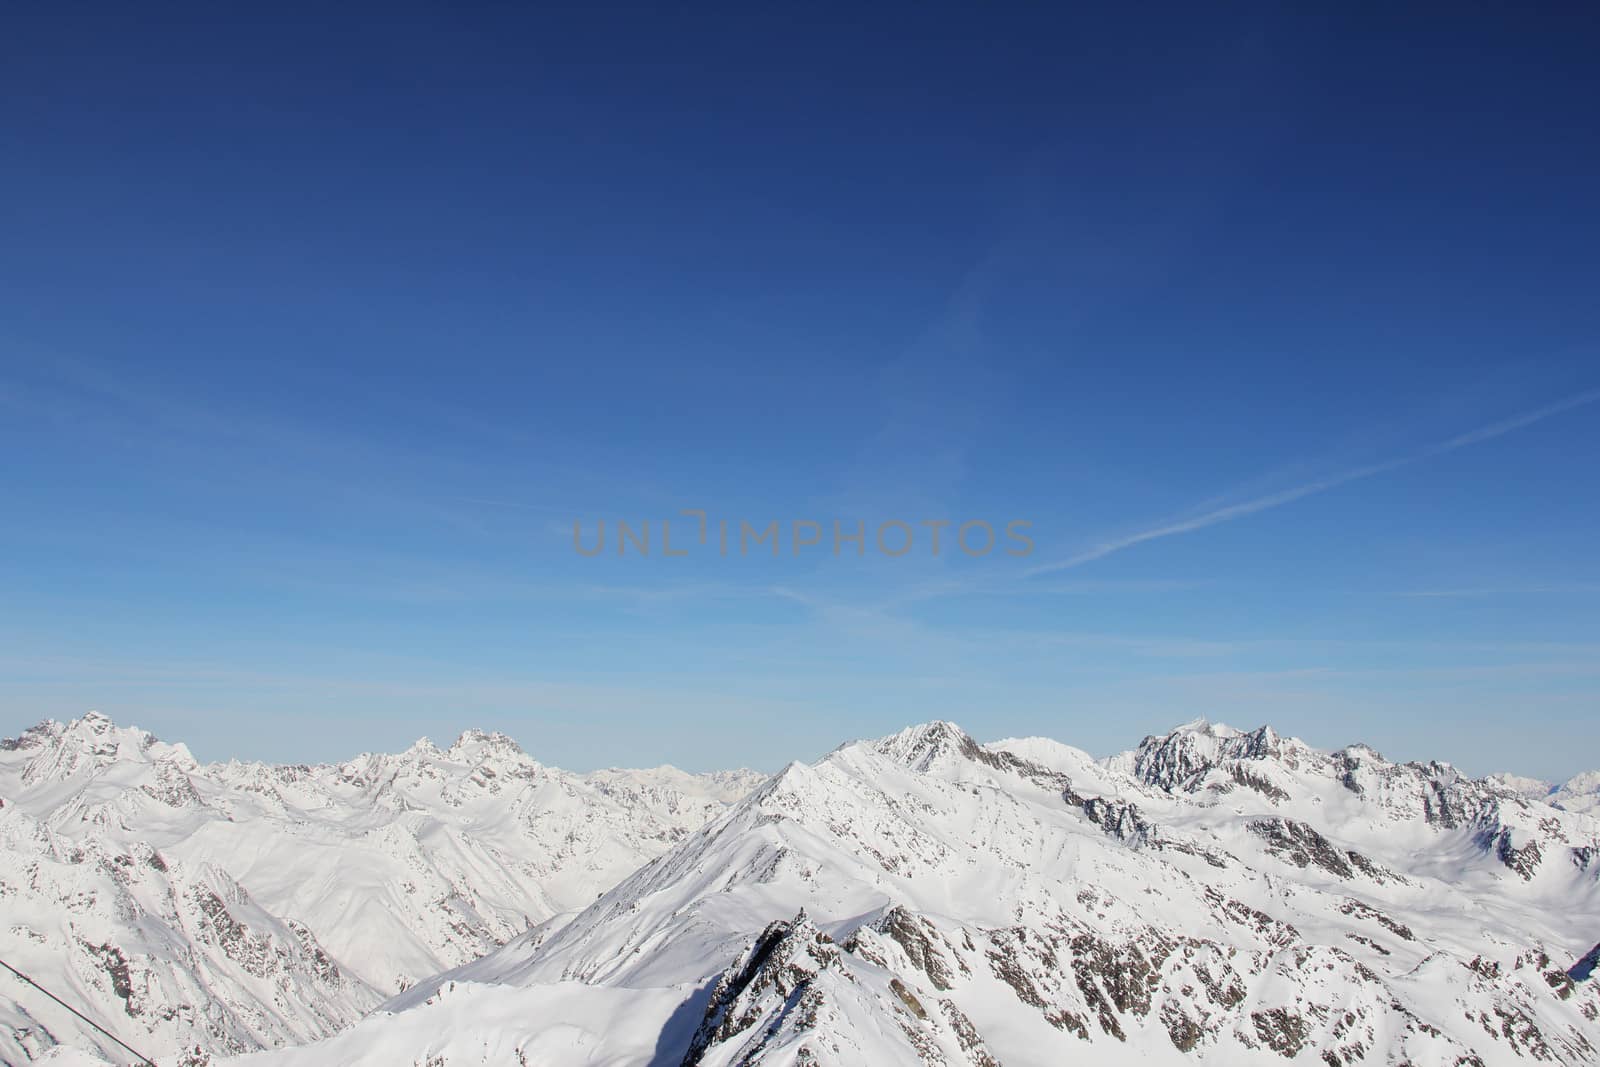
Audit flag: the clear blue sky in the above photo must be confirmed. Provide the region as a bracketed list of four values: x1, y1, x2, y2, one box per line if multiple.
[2, 6, 1597, 778]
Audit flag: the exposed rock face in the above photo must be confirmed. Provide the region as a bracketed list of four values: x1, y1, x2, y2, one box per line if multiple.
[1129, 721, 1291, 792]
[682, 916, 824, 1065]
[1119, 718, 1583, 884]
[1249, 817, 1356, 877]
[682, 909, 1009, 1067]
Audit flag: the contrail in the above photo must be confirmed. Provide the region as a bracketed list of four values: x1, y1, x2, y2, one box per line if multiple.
[1026, 387, 1600, 577]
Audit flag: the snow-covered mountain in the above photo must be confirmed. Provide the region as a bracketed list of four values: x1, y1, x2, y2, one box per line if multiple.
[1490, 769, 1600, 818]
[0, 713, 764, 1064]
[224, 719, 1600, 1067]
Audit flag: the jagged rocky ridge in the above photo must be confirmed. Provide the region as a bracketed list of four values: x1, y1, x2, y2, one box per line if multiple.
[222, 718, 1600, 1066]
[0, 713, 764, 1064]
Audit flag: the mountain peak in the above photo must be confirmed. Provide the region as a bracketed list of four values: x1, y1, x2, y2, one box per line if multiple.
[1173, 716, 1241, 738]
[1125, 719, 1293, 792]
[404, 736, 444, 758]
[1, 712, 195, 777]
[447, 728, 526, 760]
[1563, 769, 1600, 794]
[1552, 769, 1600, 815]
[870, 720, 980, 771]
[751, 759, 822, 801]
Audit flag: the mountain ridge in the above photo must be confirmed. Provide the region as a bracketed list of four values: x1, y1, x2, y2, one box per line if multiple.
[253, 717, 1600, 1066]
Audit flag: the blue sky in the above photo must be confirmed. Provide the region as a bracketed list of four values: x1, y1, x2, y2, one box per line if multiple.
[2, 6, 1597, 777]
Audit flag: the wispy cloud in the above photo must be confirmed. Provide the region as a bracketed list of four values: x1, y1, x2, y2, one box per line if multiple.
[1027, 387, 1600, 577]
[1393, 584, 1600, 598]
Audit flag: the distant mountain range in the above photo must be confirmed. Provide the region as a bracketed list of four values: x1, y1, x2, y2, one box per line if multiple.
[1487, 768, 1600, 818]
[3, 714, 1597, 1065]
[0, 712, 761, 1064]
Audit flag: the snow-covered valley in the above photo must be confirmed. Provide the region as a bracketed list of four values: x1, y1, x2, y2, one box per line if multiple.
[3, 714, 1598, 1065]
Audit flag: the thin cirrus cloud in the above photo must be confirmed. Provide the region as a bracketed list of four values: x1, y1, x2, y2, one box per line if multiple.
[1026, 387, 1600, 578]
[1394, 585, 1600, 598]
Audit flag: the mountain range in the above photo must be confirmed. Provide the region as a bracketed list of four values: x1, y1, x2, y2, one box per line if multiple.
[3, 714, 1597, 1066]
[0, 712, 761, 1064]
